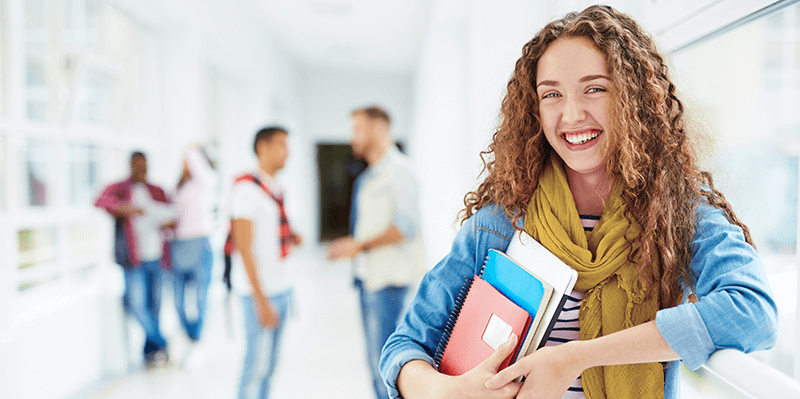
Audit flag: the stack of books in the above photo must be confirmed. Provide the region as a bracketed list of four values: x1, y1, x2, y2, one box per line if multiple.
[433, 230, 578, 376]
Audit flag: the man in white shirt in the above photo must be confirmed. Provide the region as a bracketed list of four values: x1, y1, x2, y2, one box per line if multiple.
[230, 126, 301, 399]
[327, 106, 425, 399]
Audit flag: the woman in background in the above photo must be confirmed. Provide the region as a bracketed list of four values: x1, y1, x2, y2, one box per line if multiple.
[172, 145, 218, 362]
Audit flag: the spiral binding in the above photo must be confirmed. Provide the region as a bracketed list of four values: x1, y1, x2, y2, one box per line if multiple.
[432, 275, 474, 369]
[432, 255, 492, 370]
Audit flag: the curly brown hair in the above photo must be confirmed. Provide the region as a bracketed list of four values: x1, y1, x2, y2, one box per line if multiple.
[461, 5, 753, 307]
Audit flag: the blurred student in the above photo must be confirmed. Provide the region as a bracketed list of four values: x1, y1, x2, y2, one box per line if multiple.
[172, 146, 217, 365]
[95, 151, 175, 368]
[229, 126, 302, 399]
[327, 106, 425, 399]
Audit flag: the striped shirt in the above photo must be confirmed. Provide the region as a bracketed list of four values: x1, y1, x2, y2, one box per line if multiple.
[544, 290, 585, 398]
[541, 214, 598, 398]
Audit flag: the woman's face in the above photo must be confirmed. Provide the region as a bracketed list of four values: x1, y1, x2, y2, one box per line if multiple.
[536, 36, 611, 176]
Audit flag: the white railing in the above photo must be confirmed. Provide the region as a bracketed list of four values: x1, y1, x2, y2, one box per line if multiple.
[683, 349, 800, 399]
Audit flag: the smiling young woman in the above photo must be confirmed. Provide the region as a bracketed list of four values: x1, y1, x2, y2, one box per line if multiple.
[379, 5, 779, 399]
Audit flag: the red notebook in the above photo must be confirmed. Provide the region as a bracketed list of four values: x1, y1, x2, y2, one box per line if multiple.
[434, 276, 532, 376]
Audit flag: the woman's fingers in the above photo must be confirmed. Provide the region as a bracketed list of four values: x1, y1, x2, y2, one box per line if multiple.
[485, 361, 525, 389]
[481, 333, 518, 373]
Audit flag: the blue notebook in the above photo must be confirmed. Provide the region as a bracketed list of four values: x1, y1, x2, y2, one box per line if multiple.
[482, 249, 554, 363]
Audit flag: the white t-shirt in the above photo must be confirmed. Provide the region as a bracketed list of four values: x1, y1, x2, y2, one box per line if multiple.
[131, 184, 175, 262]
[230, 172, 293, 296]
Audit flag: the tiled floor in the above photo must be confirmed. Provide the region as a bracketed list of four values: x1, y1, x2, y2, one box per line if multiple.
[85, 246, 374, 399]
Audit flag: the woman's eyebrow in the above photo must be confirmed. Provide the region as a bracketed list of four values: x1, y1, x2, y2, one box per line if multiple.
[580, 74, 611, 82]
[537, 75, 610, 88]
[536, 80, 558, 88]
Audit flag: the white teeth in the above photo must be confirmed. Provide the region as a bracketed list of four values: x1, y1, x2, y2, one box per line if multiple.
[565, 131, 599, 145]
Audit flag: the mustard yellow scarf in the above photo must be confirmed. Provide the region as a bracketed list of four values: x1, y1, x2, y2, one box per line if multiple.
[524, 155, 663, 399]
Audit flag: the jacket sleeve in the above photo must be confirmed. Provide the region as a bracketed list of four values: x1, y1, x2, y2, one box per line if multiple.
[94, 183, 123, 216]
[379, 214, 481, 399]
[655, 202, 779, 370]
[379, 206, 514, 399]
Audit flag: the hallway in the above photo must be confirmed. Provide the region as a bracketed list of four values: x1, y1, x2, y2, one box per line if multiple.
[81, 247, 374, 399]
[3, 1, 800, 398]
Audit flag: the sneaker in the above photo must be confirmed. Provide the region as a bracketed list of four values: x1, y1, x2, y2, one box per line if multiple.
[145, 349, 171, 371]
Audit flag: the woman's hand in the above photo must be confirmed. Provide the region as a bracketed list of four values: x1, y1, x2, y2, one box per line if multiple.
[485, 342, 583, 399]
[448, 333, 524, 399]
[399, 334, 523, 399]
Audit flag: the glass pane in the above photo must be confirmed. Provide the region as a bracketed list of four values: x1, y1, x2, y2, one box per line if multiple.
[18, 227, 57, 270]
[62, 0, 101, 51]
[24, 0, 53, 122]
[78, 67, 118, 125]
[25, 44, 51, 121]
[671, 2, 800, 377]
[20, 139, 51, 207]
[18, 275, 58, 291]
[69, 143, 98, 205]
[67, 222, 98, 257]
[672, 7, 800, 255]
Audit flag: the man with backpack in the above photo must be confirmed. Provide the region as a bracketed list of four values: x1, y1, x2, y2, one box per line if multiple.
[228, 126, 301, 399]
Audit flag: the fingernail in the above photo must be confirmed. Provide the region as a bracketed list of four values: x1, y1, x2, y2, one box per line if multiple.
[485, 378, 494, 389]
[508, 333, 517, 345]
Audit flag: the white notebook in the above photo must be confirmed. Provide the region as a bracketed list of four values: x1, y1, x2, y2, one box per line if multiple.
[505, 229, 578, 356]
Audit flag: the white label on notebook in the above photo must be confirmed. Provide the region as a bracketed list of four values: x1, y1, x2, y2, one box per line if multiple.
[482, 314, 513, 350]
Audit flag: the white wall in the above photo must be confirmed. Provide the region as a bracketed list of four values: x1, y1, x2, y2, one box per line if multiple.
[406, 0, 471, 266]
[298, 65, 414, 142]
[296, 65, 414, 242]
[408, 0, 546, 266]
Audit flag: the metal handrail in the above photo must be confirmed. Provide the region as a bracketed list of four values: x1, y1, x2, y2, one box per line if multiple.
[701, 349, 800, 398]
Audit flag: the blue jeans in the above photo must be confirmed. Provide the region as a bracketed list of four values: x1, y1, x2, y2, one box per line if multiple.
[356, 280, 408, 399]
[171, 237, 213, 341]
[123, 260, 167, 358]
[238, 291, 292, 399]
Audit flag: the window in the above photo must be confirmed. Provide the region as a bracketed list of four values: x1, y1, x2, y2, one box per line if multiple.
[24, 0, 56, 122]
[6, 0, 162, 299]
[17, 226, 58, 291]
[68, 143, 98, 206]
[67, 222, 98, 258]
[20, 139, 52, 208]
[671, 1, 800, 377]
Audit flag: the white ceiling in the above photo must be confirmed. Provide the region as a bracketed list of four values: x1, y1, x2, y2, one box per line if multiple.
[246, 0, 434, 72]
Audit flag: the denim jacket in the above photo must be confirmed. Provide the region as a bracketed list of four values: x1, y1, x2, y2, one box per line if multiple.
[380, 202, 779, 399]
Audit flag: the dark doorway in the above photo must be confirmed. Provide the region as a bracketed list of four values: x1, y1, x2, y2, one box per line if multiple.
[316, 142, 405, 242]
[317, 143, 366, 241]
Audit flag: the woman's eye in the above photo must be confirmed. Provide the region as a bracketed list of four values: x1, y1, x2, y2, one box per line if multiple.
[587, 87, 606, 93]
[542, 92, 560, 99]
